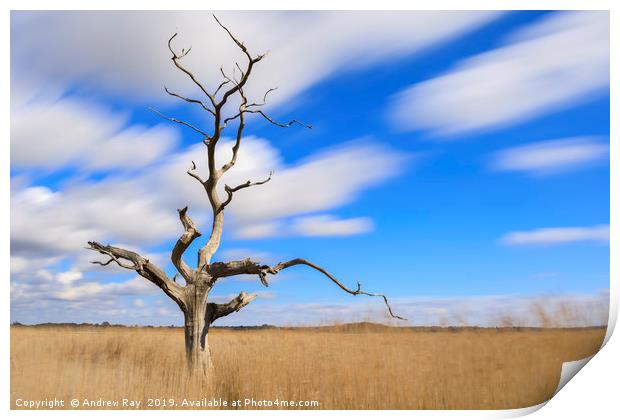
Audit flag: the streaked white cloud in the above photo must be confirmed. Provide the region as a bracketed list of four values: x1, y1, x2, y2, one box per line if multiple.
[10, 182, 179, 257]
[501, 224, 609, 245]
[11, 11, 499, 108]
[220, 139, 409, 225]
[11, 136, 406, 259]
[11, 95, 179, 172]
[144, 136, 407, 240]
[53, 282, 105, 301]
[56, 270, 83, 285]
[290, 215, 373, 237]
[233, 221, 281, 240]
[10, 255, 59, 275]
[11, 97, 122, 169]
[390, 11, 609, 136]
[491, 137, 609, 174]
[218, 248, 273, 262]
[133, 299, 146, 308]
[233, 214, 374, 239]
[13, 274, 160, 306]
[84, 125, 179, 171]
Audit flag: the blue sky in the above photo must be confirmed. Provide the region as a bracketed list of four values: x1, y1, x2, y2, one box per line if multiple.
[10, 11, 609, 326]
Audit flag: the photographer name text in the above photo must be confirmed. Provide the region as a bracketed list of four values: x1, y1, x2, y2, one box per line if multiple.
[14, 397, 319, 409]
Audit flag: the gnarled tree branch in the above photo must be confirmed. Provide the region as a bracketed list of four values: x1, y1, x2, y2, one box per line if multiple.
[206, 258, 406, 320]
[171, 207, 202, 282]
[87, 241, 186, 310]
[206, 291, 257, 323]
[269, 259, 406, 320]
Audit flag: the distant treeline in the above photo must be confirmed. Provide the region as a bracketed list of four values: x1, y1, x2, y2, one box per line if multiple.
[10, 321, 606, 332]
[10, 321, 276, 330]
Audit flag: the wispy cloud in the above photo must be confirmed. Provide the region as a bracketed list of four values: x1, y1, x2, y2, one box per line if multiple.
[133, 299, 146, 308]
[501, 224, 609, 245]
[490, 137, 608, 174]
[11, 11, 499, 107]
[217, 248, 273, 262]
[290, 215, 374, 237]
[56, 271, 83, 285]
[233, 215, 375, 239]
[389, 11, 609, 136]
[11, 95, 178, 171]
[11, 136, 406, 260]
[219, 139, 409, 227]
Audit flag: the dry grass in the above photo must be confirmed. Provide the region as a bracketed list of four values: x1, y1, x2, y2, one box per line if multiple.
[10, 324, 605, 410]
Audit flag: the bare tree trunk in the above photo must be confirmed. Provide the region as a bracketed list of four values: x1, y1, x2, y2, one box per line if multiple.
[183, 285, 212, 376]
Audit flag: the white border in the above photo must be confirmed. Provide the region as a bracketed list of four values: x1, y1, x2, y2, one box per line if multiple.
[3, 1, 616, 419]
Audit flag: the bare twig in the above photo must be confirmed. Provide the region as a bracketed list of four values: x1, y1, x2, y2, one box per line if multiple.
[212, 15, 252, 59]
[247, 87, 278, 107]
[168, 33, 217, 108]
[247, 109, 312, 129]
[221, 171, 273, 209]
[149, 108, 209, 138]
[213, 78, 231, 96]
[187, 161, 206, 185]
[164, 86, 216, 116]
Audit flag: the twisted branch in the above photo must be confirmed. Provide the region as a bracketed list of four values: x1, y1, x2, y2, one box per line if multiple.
[269, 259, 406, 320]
[87, 241, 185, 309]
[206, 291, 258, 323]
[171, 207, 202, 282]
[207, 257, 406, 320]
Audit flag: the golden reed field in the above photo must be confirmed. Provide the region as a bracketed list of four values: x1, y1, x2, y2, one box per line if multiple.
[11, 323, 605, 410]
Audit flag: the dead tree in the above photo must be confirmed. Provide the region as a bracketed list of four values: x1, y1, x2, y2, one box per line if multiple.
[87, 15, 404, 376]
